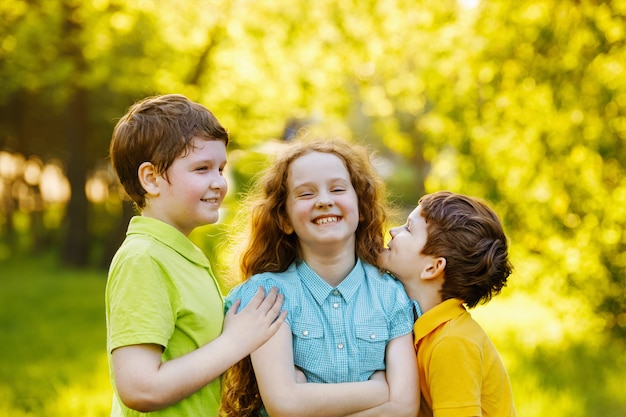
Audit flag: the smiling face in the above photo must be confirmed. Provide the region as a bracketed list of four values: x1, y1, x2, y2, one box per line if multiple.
[142, 137, 227, 236]
[379, 205, 439, 286]
[284, 151, 359, 259]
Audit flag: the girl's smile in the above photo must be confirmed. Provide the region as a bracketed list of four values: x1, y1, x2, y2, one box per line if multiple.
[284, 151, 359, 257]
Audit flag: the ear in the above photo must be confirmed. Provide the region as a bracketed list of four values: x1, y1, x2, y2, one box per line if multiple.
[278, 216, 294, 234]
[420, 257, 446, 281]
[138, 162, 160, 196]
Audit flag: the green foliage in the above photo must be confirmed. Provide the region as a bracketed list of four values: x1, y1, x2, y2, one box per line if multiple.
[1, 0, 626, 412]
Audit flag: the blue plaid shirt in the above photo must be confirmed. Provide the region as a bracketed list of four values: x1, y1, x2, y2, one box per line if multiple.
[225, 259, 414, 383]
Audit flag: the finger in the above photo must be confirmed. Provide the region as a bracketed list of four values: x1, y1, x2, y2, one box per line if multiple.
[266, 292, 284, 318]
[247, 286, 266, 309]
[225, 298, 241, 317]
[270, 310, 288, 331]
[259, 287, 280, 312]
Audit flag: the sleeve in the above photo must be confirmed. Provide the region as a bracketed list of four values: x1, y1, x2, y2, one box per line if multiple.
[386, 279, 415, 340]
[107, 252, 176, 352]
[429, 336, 483, 417]
[225, 274, 290, 321]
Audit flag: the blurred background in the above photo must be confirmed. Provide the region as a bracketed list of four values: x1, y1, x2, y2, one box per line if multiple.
[1, 0, 625, 415]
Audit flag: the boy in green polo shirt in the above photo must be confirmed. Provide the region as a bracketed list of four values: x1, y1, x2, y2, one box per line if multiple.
[106, 94, 286, 417]
[379, 190, 517, 417]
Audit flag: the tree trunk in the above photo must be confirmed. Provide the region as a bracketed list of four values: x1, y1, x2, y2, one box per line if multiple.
[60, 0, 90, 267]
[62, 87, 90, 267]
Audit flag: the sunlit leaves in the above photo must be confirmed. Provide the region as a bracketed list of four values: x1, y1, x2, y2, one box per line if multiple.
[1, 0, 625, 342]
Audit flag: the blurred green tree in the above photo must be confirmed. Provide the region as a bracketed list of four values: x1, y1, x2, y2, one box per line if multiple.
[0, 0, 624, 340]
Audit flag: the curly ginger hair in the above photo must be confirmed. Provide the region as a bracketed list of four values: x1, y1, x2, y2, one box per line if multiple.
[219, 138, 390, 417]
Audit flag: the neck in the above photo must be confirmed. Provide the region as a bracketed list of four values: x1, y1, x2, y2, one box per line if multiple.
[400, 276, 443, 315]
[301, 246, 356, 287]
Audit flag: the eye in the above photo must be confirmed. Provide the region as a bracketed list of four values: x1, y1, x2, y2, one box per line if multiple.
[331, 187, 346, 193]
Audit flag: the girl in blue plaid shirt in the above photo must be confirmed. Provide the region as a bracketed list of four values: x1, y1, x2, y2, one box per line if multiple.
[220, 138, 419, 417]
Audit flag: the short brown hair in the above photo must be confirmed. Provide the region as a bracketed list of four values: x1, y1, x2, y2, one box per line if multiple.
[110, 94, 229, 209]
[419, 191, 513, 308]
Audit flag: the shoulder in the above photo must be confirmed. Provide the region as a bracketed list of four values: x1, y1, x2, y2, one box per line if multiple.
[231, 269, 298, 293]
[109, 238, 159, 281]
[362, 262, 410, 299]
[225, 267, 304, 309]
[111, 231, 167, 266]
[444, 311, 490, 343]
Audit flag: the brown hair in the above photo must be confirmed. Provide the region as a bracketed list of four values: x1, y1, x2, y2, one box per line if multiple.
[418, 191, 513, 308]
[220, 138, 389, 417]
[109, 94, 229, 209]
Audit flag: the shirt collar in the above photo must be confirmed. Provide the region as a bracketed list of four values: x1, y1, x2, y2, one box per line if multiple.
[413, 298, 466, 343]
[413, 300, 423, 319]
[297, 258, 363, 305]
[126, 216, 212, 269]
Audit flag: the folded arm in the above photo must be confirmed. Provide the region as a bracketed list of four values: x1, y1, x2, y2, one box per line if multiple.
[344, 333, 419, 417]
[251, 323, 389, 417]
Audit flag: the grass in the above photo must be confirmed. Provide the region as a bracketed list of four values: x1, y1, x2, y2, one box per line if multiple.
[0, 253, 111, 417]
[1, 253, 626, 416]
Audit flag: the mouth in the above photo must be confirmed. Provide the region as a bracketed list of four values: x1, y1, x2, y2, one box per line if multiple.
[313, 216, 340, 225]
[201, 197, 221, 204]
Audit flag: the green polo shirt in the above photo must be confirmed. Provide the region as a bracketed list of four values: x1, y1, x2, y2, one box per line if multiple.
[106, 216, 224, 416]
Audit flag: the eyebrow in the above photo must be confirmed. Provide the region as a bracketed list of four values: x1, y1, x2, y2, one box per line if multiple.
[291, 177, 350, 188]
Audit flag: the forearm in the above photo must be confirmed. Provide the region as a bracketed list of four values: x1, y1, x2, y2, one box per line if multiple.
[113, 334, 250, 412]
[262, 379, 388, 417]
[114, 286, 286, 412]
[252, 324, 389, 417]
[158, 333, 252, 400]
[343, 399, 416, 417]
[344, 334, 419, 417]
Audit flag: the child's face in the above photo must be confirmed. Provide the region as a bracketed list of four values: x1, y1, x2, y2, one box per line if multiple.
[148, 137, 227, 235]
[379, 205, 434, 284]
[284, 151, 359, 257]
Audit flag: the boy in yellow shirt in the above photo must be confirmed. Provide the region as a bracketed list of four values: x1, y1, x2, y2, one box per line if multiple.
[379, 190, 517, 417]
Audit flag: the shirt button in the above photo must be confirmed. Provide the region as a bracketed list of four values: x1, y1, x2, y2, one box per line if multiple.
[333, 290, 339, 296]
[337, 343, 344, 349]
[370, 333, 376, 339]
[302, 330, 309, 336]
[333, 303, 339, 308]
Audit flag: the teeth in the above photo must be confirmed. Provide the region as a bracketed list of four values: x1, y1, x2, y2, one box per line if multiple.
[315, 217, 339, 225]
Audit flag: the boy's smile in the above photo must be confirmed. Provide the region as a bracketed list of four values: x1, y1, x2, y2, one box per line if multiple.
[142, 138, 228, 236]
[380, 206, 433, 285]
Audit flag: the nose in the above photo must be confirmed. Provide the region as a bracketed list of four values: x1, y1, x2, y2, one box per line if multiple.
[210, 175, 227, 190]
[389, 226, 401, 238]
[316, 193, 334, 208]
[316, 198, 333, 208]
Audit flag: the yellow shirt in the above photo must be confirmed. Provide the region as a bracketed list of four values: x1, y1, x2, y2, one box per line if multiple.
[414, 298, 517, 417]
